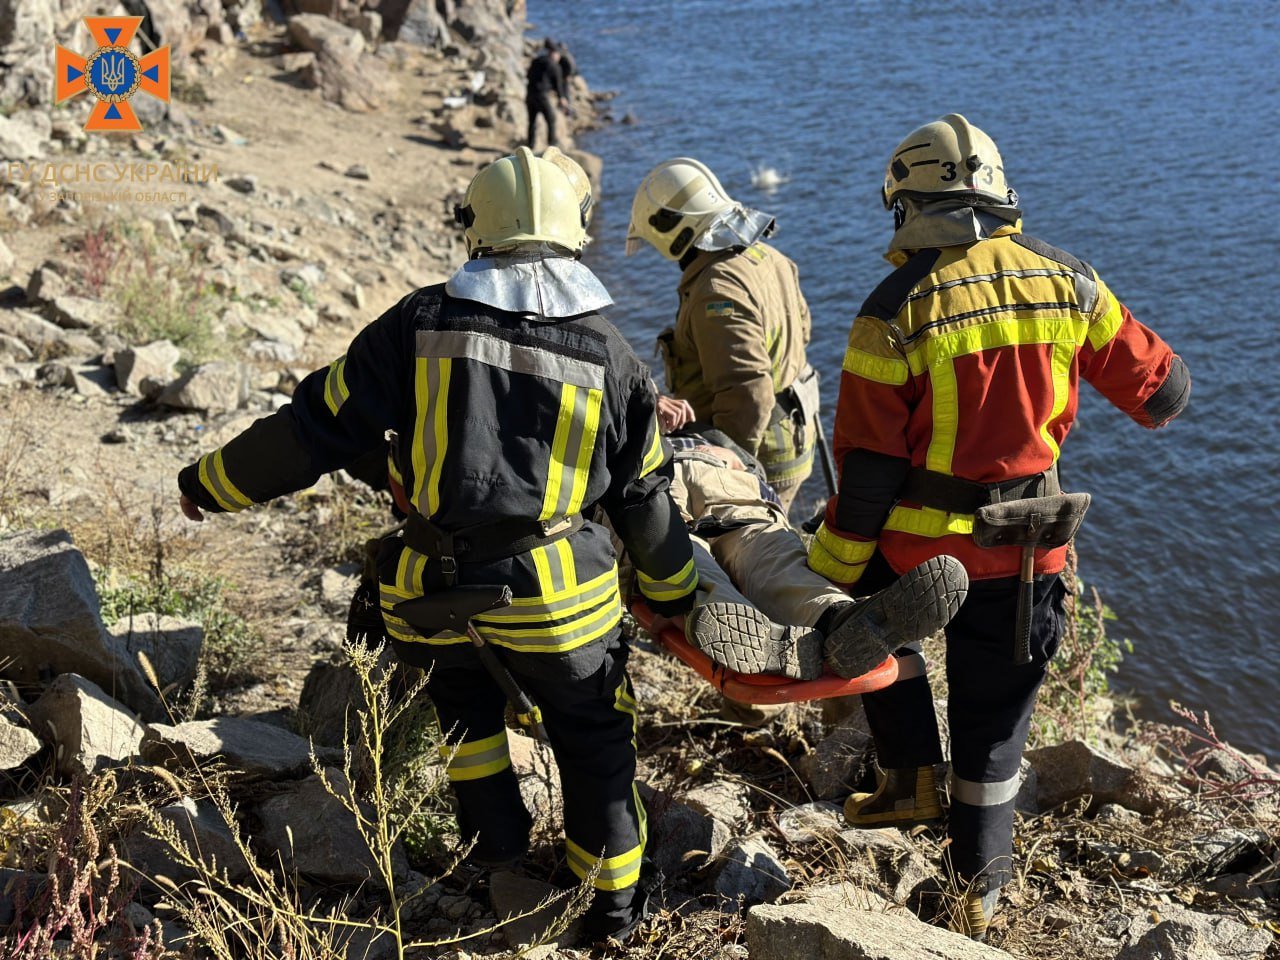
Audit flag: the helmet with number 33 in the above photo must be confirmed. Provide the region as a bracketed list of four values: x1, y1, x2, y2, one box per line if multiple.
[881, 113, 1012, 209]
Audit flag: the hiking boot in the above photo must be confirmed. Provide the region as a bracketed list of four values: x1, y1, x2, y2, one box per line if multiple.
[822, 555, 968, 679]
[685, 603, 823, 680]
[843, 765, 942, 827]
[949, 888, 999, 941]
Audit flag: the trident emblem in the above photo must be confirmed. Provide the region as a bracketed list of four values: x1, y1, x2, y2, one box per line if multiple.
[55, 17, 170, 133]
[98, 52, 128, 93]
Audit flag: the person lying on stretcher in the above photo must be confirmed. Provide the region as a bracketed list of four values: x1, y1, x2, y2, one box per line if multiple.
[646, 429, 970, 681]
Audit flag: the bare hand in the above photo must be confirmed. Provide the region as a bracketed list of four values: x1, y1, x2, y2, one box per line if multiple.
[179, 495, 205, 523]
[656, 395, 695, 434]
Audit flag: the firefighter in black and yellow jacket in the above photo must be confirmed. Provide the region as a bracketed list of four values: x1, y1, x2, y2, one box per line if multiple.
[177, 147, 698, 941]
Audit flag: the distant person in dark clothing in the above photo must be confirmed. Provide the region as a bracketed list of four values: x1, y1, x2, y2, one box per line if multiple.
[526, 44, 567, 149]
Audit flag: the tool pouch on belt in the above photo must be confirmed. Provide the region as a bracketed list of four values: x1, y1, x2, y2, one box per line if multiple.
[972, 492, 1091, 666]
[970, 494, 1092, 551]
[394, 584, 513, 637]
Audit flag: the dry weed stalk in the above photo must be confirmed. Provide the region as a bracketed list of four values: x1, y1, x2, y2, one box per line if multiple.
[131, 639, 588, 959]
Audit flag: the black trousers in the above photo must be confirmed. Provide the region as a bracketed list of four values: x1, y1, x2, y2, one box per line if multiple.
[857, 553, 1066, 892]
[424, 628, 646, 930]
[526, 90, 558, 149]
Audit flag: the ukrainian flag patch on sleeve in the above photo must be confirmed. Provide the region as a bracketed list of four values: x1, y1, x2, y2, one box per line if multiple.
[705, 300, 734, 318]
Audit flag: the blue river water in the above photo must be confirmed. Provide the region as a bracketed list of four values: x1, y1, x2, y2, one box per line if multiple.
[530, 0, 1280, 756]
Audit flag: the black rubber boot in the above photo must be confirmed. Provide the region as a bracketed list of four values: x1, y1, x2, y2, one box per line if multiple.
[822, 555, 968, 679]
[684, 603, 824, 680]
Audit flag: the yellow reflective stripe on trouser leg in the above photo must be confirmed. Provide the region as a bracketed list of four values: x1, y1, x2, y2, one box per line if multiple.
[440, 730, 511, 782]
[411, 356, 451, 517]
[323, 355, 349, 416]
[540, 383, 603, 521]
[636, 556, 698, 602]
[197, 448, 253, 512]
[565, 835, 643, 891]
[1039, 340, 1074, 461]
[925, 357, 959, 475]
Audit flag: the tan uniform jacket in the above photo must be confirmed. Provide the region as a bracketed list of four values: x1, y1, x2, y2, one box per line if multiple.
[662, 242, 811, 459]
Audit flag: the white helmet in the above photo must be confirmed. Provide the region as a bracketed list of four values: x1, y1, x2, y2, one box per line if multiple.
[456, 146, 591, 257]
[881, 113, 1013, 209]
[626, 157, 736, 260]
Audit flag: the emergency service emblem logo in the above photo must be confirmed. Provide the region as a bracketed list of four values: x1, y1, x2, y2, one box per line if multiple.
[55, 17, 170, 133]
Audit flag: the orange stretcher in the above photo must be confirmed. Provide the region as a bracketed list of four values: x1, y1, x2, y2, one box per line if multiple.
[629, 599, 899, 704]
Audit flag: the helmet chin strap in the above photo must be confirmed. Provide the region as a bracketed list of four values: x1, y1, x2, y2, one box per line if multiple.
[892, 199, 907, 232]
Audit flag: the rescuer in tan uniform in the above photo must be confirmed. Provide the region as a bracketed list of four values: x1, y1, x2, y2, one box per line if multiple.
[627, 158, 818, 514]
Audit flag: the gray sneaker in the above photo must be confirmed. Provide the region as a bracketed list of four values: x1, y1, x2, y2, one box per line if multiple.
[684, 604, 823, 680]
[823, 555, 968, 679]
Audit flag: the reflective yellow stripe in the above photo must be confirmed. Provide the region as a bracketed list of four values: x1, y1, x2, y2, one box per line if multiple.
[843, 347, 909, 386]
[1039, 340, 1074, 461]
[197, 448, 253, 512]
[636, 557, 698, 602]
[411, 357, 451, 517]
[884, 504, 975, 538]
[479, 591, 620, 644]
[815, 523, 877, 565]
[476, 569, 617, 625]
[540, 384, 603, 520]
[387, 454, 402, 485]
[565, 388, 602, 515]
[925, 358, 959, 475]
[323, 356, 349, 416]
[565, 836, 643, 891]
[507, 566, 614, 608]
[553, 538, 576, 589]
[906, 316, 1088, 376]
[639, 417, 665, 478]
[540, 383, 578, 521]
[442, 731, 511, 782]
[808, 538, 868, 585]
[379, 546, 468, 645]
[1087, 289, 1124, 351]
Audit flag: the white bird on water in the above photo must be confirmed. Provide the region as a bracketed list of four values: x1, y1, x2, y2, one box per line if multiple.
[751, 164, 790, 191]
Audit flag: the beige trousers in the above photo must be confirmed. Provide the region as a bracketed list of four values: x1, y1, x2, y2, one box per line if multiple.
[670, 455, 847, 628]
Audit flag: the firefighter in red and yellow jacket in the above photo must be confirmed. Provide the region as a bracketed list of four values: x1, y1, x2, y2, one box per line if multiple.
[177, 148, 698, 942]
[808, 115, 1190, 939]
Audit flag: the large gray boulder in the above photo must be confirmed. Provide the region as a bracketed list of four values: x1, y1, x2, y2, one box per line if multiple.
[489, 869, 579, 949]
[0, 714, 40, 771]
[0, 530, 161, 718]
[142, 717, 322, 780]
[637, 781, 730, 878]
[27, 674, 147, 777]
[0, 110, 50, 159]
[114, 340, 180, 396]
[712, 835, 791, 908]
[747, 899, 1013, 960]
[43, 295, 120, 331]
[124, 797, 252, 887]
[254, 770, 409, 887]
[1024, 739, 1159, 814]
[798, 709, 875, 800]
[110, 613, 203, 695]
[157, 361, 250, 413]
[1115, 904, 1272, 960]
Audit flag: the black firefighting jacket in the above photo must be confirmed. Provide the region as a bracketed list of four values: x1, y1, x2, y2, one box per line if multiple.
[179, 285, 697, 668]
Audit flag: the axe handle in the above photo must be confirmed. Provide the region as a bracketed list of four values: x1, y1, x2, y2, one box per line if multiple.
[1014, 546, 1035, 666]
[815, 419, 838, 499]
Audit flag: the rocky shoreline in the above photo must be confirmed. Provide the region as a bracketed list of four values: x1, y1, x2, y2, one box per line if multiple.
[1, 2, 1278, 959]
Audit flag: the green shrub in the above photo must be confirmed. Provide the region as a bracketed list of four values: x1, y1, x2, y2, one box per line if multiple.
[96, 568, 263, 689]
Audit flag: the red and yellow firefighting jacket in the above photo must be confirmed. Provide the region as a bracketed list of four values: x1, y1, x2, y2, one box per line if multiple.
[179, 285, 698, 663]
[809, 226, 1190, 584]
